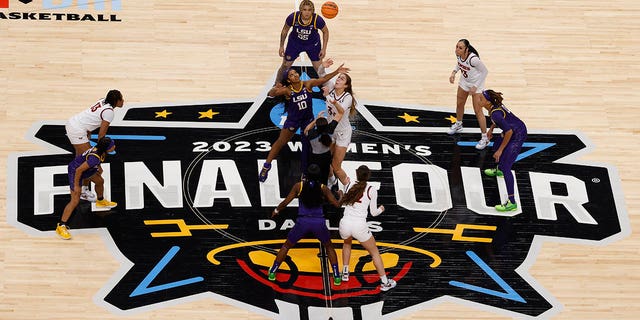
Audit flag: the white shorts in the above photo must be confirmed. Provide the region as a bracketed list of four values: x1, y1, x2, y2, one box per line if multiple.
[65, 124, 89, 145]
[333, 128, 352, 148]
[339, 217, 373, 243]
[458, 79, 485, 93]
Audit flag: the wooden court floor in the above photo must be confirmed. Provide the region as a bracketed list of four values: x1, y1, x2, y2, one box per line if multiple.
[1, 1, 639, 319]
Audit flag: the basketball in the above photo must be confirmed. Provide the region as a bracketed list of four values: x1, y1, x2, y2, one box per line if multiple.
[321, 1, 339, 19]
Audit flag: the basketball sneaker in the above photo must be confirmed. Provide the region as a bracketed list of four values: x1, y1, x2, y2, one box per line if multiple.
[56, 223, 72, 240]
[475, 136, 490, 150]
[327, 175, 337, 189]
[258, 162, 271, 183]
[495, 201, 517, 212]
[80, 190, 97, 202]
[447, 121, 463, 135]
[96, 199, 117, 208]
[268, 272, 276, 281]
[341, 271, 349, 282]
[484, 168, 504, 177]
[380, 279, 397, 292]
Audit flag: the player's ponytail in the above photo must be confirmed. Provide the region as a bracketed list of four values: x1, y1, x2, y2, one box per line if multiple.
[343, 74, 358, 118]
[459, 39, 480, 58]
[340, 165, 371, 206]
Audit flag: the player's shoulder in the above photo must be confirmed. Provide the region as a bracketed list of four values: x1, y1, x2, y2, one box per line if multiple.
[314, 13, 326, 25]
[285, 11, 297, 23]
[490, 106, 507, 118]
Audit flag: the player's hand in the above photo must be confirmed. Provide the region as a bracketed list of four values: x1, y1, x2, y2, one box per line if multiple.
[319, 49, 326, 59]
[322, 58, 334, 68]
[493, 150, 502, 162]
[317, 110, 326, 118]
[279, 46, 285, 57]
[336, 64, 350, 74]
[449, 74, 455, 84]
[379, 205, 385, 213]
[322, 85, 330, 96]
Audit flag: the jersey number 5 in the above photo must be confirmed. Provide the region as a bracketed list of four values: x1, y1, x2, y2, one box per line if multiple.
[90, 102, 101, 112]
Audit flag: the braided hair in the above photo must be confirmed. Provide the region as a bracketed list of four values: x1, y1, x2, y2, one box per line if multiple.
[95, 137, 114, 155]
[299, 163, 324, 207]
[482, 89, 504, 107]
[104, 89, 122, 107]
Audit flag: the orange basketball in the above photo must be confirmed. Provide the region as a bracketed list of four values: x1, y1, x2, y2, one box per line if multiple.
[321, 1, 339, 19]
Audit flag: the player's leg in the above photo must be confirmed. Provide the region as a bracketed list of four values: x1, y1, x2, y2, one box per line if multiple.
[448, 86, 469, 134]
[260, 128, 295, 182]
[360, 235, 396, 291]
[89, 172, 117, 208]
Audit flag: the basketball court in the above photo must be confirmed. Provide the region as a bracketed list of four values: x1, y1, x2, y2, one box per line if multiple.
[1, 1, 639, 319]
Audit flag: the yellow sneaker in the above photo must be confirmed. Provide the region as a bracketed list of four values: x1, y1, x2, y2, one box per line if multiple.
[96, 199, 117, 208]
[56, 223, 72, 240]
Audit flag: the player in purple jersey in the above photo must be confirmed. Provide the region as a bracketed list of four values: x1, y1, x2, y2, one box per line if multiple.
[480, 90, 528, 212]
[275, 0, 329, 84]
[267, 164, 343, 285]
[260, 64, 349, 183]
[55, 137, 118, 240]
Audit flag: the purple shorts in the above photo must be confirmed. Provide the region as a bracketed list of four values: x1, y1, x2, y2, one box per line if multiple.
[285, 41, 321, 62]
[286, 216, 331, 244]
[68, 168, 98, 191]
[283, 115, 313, 132]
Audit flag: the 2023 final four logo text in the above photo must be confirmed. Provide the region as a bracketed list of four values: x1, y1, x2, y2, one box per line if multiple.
[7, 68, 630, 319]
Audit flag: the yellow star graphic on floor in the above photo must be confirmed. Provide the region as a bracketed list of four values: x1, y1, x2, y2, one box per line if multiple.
[446, 115, 457, 123]
[155, 109, 173, 118]
[398, 112, 419, 123]
[198, 109, 220, 119]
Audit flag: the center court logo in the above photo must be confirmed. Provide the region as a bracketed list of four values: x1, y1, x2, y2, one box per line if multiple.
[0, 0, 122, 22]
[7, 70, 630, 319]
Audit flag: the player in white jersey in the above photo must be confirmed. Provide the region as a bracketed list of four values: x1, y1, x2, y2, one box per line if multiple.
[448, 39, 490, 149]
[64, 89, 123, 201]
[338, 165, 397, 291]
[318, 59, 357, 188]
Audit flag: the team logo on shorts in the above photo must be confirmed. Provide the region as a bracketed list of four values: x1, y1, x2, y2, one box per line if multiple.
[7, 69, 630, 319]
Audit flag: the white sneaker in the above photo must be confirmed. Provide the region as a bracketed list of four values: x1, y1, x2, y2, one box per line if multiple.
[341, 265, 350, 281]
[380, 279, 397, 292]
[475, 136, 490, 150]
[447, 121, 463, 135]
[327, 175, 337, 189]
[80, 190, 97, 202]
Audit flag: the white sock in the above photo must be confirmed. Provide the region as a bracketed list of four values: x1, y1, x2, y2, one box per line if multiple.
[342, 265, 349, 273]
[81, 185, 89, 192]
[380, 274, 388, 284]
